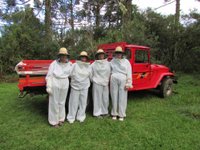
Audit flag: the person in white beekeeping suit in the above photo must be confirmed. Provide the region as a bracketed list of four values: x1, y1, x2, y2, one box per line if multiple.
[46, 47, 73, 128]
[110, 46, 133, 121]
[67, 51, 91, 124]
[91, 49, 111, 118]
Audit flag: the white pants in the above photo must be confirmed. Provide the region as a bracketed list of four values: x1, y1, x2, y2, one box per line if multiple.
[110, 74, 128, 118]
[67, 88, 88, 122]
[48, 77, 69, 125]
[93, 82, 109, 116]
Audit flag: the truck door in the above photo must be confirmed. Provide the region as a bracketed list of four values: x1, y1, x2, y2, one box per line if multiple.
[132, 49, 151, 89]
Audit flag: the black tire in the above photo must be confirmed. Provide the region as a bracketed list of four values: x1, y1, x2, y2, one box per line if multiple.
[160, 78, 173, 98]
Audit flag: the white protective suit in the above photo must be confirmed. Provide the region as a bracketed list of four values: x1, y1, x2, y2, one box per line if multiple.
[46, 60, 72, 125]
[110, 58, 132, 118]
[91, 59, 111, 116]
[67, 61, 91, 123]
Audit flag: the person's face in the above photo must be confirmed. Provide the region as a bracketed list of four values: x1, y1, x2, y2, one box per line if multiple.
[98, 54, 105, 60]
[60, 55, 68, 62]
[81, 56, 87, 62]
[115, 53, 123, 59]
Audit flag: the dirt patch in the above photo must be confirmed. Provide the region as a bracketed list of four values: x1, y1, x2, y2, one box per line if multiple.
[0, 74, 18, 83]
[180, 110, 200, 120]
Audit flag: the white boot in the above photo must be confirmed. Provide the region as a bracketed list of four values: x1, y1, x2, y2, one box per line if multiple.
[112, 116, 117, 120]
[119, 117, 124, 121]
[68, 120, 74, 124]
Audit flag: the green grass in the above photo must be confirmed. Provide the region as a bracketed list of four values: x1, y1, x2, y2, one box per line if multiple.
[0, 74, 200, 150]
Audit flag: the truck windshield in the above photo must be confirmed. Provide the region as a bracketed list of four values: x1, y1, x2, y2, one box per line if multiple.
[105, 48, 131, 60]
[135, 50, 149, 63]
[125, 48, 131, 60]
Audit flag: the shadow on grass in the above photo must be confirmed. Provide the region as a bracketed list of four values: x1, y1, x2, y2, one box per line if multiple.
[177, 105, 200, 121]
[20, 93, 92, 122]
[19, 89, 162, 121]
[20, 95, 49, 122]
[180, 110, 200, 120]
[128, 89, 161, 101]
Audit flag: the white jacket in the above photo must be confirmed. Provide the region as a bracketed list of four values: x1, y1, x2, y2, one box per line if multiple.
[110, 58, 133, 88]
[70, 61, 91, 90]
[46, 60, 73, 79]
[45, 60, 73, 94]
[91, 59, 111, 86]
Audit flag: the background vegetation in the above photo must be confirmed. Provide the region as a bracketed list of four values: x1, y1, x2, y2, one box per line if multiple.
[0, 0, 199, 75]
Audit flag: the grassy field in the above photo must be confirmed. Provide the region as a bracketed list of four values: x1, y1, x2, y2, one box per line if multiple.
[0, 74, 200, 150]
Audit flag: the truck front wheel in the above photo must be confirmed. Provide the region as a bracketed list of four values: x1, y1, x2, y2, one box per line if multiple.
[160, 78, 173, 98]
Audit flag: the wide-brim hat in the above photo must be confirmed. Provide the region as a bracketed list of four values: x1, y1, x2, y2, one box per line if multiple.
[79, 51, 89, 58]
[58, 47, 70, 55]
[114, 46, 124, 54]
[95, 49, 106, 57]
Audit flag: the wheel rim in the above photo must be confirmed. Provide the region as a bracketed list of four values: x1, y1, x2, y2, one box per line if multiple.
[166, 84, 172, 96]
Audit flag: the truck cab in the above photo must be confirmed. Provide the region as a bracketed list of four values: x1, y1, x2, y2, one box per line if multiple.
[98, 42, 177, 97]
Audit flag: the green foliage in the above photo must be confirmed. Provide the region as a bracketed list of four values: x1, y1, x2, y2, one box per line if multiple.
[61, 29, 97, 60]
[176, 17, 200, 72]
[143, 9, 177, 67]
[0, 2, 200, 75]
[0, 8, 59, 75]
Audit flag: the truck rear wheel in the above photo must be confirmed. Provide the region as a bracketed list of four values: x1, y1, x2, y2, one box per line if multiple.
[160, 78, 173, 98]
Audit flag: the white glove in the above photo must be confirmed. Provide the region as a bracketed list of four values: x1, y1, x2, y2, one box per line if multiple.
[46, 87, 52, 95]
[125, 78, 133, 89]
[125, 83, 133, 88]
[46, 77, 53, 95]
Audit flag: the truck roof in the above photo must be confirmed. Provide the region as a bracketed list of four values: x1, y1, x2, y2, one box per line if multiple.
[98, 42, 150, 50]
[126, 44, 149, 50]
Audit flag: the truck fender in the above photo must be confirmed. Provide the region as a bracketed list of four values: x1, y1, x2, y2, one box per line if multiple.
[154, 73, 174, 88]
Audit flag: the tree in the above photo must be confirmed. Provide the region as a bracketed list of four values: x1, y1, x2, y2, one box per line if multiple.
[78, 0, 106, 28]
[121, 0, 132, 25]
[0, 8, 59, 74]
[45, 0, 52, 42]
[103, 0, 123, 27]
[163, 0, 200, 69]
[177, 11, 200, 72]
[69, 0, 74, 31]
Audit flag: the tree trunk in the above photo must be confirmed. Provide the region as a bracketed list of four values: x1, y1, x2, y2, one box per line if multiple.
[173, 0, 180, 69]
[45, 0, 52, 41]
[122, 0, 132, 25]
[175, 0, 180, 27]
[95, 2, 100, 28]
[70, 0, 74, 31]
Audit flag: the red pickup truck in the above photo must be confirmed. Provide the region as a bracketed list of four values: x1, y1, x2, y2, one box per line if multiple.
[15, 42, 177, 98]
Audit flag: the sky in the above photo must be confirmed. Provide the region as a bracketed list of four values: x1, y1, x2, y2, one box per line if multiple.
[132, 0, 200, 15]
[25, 0, 200, 16]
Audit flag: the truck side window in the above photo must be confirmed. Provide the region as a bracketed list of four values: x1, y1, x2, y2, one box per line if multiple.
[135, 50, 148, 63]
[125, 48, 131, 60]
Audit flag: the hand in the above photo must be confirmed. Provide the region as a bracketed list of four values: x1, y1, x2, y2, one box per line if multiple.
[124, 84, 133, 90]
[124, 86, 129, 91]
